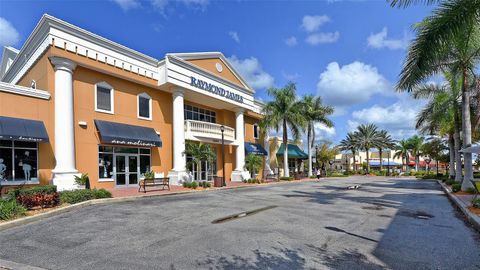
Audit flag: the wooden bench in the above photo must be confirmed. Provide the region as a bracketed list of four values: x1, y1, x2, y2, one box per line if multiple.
[138, 177, 170, 193]
[265, 174, 279, 182]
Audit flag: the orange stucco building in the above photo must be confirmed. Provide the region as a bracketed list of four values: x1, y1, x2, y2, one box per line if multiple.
[0, 14, 267, 191]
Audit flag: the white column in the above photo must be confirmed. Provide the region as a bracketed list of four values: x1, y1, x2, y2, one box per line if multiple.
[231, 108, 247, 181]
[50, 57, 79, 191]
[168, 89, 187, 185]
[263, 132, 273, 177]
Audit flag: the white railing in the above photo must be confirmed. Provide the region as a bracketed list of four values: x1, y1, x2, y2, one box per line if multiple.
[185, 120, 235, 141]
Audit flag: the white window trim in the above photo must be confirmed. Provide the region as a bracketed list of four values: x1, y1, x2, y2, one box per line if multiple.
[94, 81, 114, 114]
[253, 123, 259, 139]
[137, 92, 152, 120]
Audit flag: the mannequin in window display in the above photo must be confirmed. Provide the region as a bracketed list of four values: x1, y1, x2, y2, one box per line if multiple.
[0, 158, 6, 180]
[99, 158, 107, 178]
[105, 160, 111, 177]
[18, 151, 32, 180]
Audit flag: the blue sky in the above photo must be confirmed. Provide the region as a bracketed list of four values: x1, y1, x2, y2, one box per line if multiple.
[0, 0, 434, 144]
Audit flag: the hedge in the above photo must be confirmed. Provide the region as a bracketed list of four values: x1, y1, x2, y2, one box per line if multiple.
[0, 199, 26, 220]
[279, 176, 293, 181]
[9, 185, 59, 209]
[60, 189, 112, 204]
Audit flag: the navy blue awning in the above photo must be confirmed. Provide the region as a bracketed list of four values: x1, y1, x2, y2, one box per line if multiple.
[245, 142, 268, 156]
[95, 120, 162, 147]
[0, 116, 49, 142]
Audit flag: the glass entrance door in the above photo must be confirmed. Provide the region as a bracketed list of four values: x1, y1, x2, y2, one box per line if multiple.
[115, 155, 138, 187]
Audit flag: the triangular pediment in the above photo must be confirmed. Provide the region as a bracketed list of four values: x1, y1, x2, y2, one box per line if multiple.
[168, 52, 253, 92]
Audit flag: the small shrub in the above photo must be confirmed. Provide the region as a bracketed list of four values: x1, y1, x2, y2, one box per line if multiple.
[143, 171, 155, 180]
[445, 180, 456, 186]
[60, 188, 112, 204]
[472, 199, 480, 208]
[0, 199, 26, 220]
[279, 177, 293, 181]
[191, 181, 198, 189]
[183, 182, 188, 188]
[465, 188, 475, 194]
[451, 183, 461, 193]
[74, 173, 90, 189]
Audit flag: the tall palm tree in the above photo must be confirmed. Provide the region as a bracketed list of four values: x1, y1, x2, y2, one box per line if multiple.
[185, 141, 216, 181]
[394, 139, 411, 172]
[413, 73, 463, 181]
[262, 82, 306, 178]
[406, 135, 425, 171]
[395, 0, 480, 190]
[338, 132, 359, 172]
[377, 130, 396, 171]
[353, 124, 382, 174]
[299, 95, 334, 177]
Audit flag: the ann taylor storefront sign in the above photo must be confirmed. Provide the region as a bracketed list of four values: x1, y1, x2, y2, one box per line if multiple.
[190, 77, 244, 104]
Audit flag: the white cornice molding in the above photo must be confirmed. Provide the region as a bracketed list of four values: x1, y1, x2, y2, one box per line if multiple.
[168, 52, 254, 92]
[0, 81, 50, 100]
[167, 55, 255, 96]
[2, 14, 160, 84]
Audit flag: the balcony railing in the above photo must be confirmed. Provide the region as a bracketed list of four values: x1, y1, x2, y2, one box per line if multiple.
[184, 120, 235, 142]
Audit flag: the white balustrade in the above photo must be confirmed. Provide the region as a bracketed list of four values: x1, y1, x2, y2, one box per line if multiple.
[184, 120, 235, 141]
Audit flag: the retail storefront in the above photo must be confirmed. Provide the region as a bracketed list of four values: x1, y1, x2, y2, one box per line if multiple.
[0, 14, 266, 190]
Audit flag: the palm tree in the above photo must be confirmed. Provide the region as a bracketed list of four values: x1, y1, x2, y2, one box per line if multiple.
[377, 130, 396, 172]
[316, 141, 339, 174]
[353, 124, 382, 174]
[406, 135, 425, 172]
[185, 141, 216, 181]
[338, 132, 359, 172]
[245, 154, 263, 180]
[395, 0, 479, 189]
[413, 73, 463, 181]
[299, 95, 334, 177]
[394, 139, 411, 172]
[422, 138, 447, 175]
[262, 83, 306, 178]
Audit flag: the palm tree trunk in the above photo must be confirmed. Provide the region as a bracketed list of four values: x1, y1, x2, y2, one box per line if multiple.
[283, 118, 289, 177]
[415, 155, 419, 171]
[379, 149, 383, 171]
[461, 68, 474, 190]
[366, 149, 370, 174]
[454, 109, 463, 182]
[448, 134, 455, 180]
[307, 123, 312, 177]
[352, 152, 356, 172]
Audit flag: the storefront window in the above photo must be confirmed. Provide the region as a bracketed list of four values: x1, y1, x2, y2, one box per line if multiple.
[98, 146, 151, 180]
[0, 140, 38, 182]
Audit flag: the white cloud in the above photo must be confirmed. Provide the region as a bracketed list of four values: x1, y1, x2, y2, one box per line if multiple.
[316, 61, 389, 109]
[367, 27, 409, 50]
[227, 55, 274, 89]
[112, 0, 141, 11]
[285, 36, 298, 47]
[0, 17, 19, 46]
[178, 0, 209, 10]
[315, 123, 336, 139]
[301, 15, 330, 32]
[228, 31, 240, 43]
[150, 0, 168, 11]
[305, 32, 339, 45]
[347, 95, 425, 139]
[281, 71, 300, 81]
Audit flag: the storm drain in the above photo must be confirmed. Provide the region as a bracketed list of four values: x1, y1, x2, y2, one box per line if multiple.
[212, 205, 277, 224]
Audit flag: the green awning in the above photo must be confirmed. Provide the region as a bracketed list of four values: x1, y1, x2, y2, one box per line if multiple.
[276, 143, 308, 160]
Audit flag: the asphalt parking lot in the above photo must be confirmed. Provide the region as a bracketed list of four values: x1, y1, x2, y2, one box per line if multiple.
[0, 177, 479, 270]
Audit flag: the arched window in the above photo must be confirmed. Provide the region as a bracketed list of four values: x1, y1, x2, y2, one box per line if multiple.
[95, 82, 114, 114]
[137, 92, 152, 120]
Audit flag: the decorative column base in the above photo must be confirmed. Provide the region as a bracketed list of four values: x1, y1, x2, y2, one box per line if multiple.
[52, 171, 80, 191]
[168, 170, 189, 185]
[231, 170, 250, 182]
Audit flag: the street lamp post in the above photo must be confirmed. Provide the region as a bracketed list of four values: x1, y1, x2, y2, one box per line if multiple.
[425, 156, 431, 174]
[220, 125, 226, 186]
[328, 160, 334, 176]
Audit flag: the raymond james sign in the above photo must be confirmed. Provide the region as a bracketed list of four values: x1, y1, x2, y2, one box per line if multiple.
[190, 77, 244, 104]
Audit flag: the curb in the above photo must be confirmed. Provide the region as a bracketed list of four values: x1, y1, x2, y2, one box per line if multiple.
[0, 178, 319, 232]
[437, 180, 480, 233]
[0, 258, 47, 270]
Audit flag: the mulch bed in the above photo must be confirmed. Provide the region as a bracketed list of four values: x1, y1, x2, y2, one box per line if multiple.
[467, 207, 480, 216]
